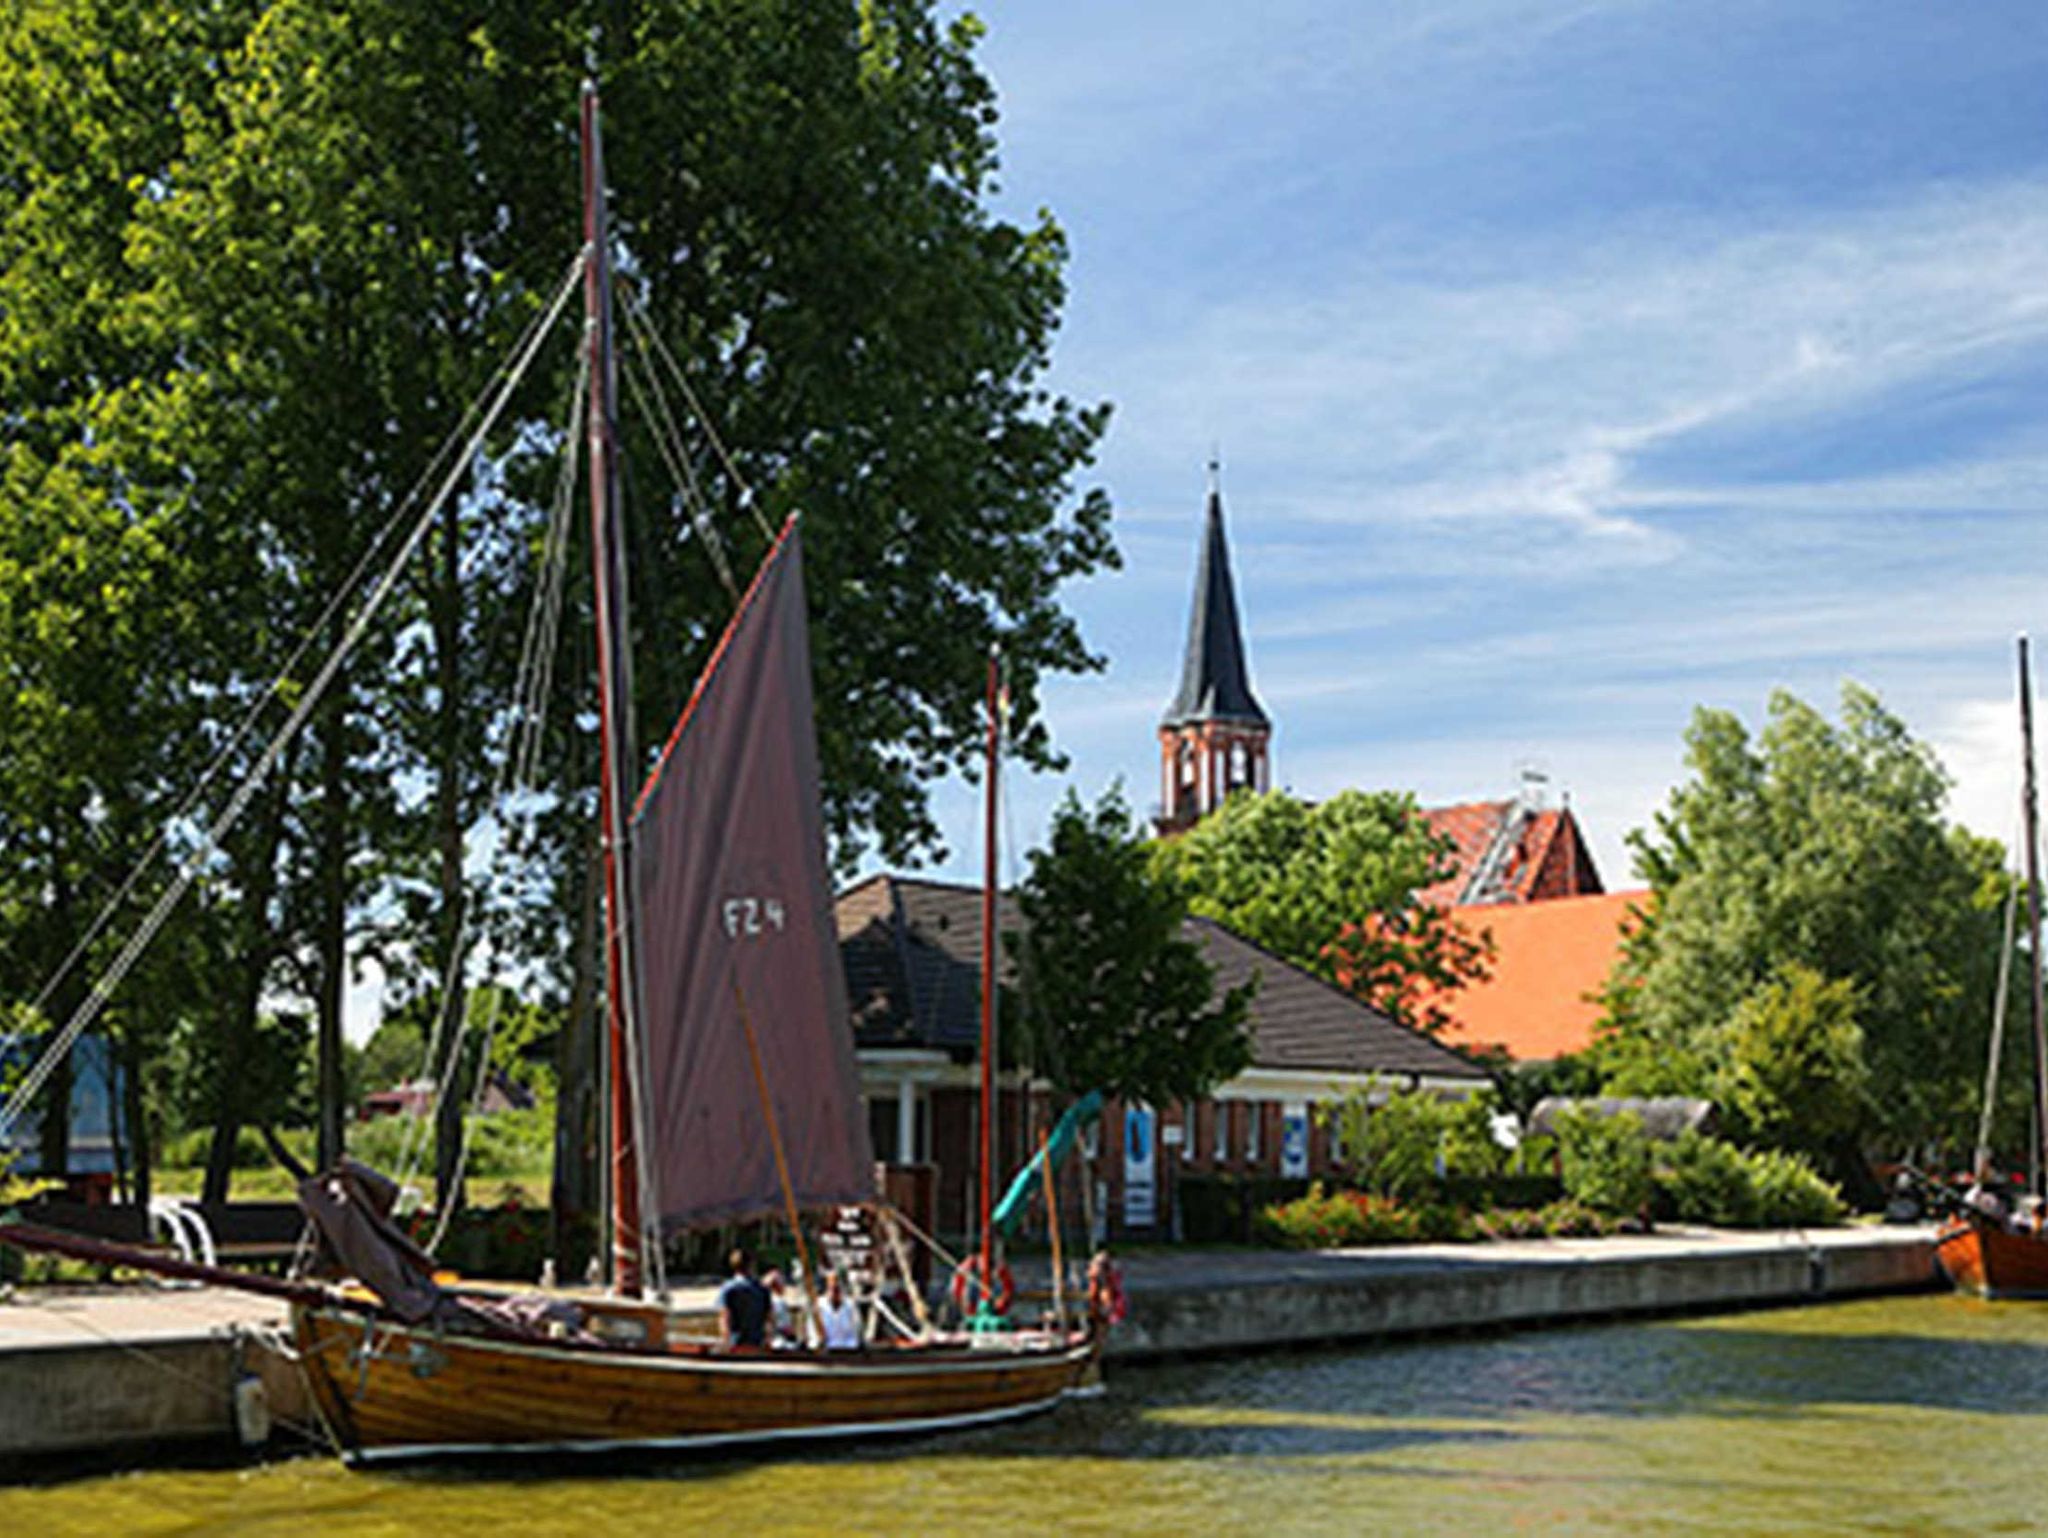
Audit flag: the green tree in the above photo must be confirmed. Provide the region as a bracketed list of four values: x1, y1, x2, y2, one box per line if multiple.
[1009, 789, 1253, 1105]
[1719, 963, 1870, 1156]
[1597, 685, 2008, 1170]
[1153, 789, 1491, 1033]
[0, 1, 1114, 1211]
[1325, 1082, 1502, 1203]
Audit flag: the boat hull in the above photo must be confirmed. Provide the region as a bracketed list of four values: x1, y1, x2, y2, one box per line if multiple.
[1935, 1211, 2048, 1298]
[291, 1305, 1097, 1464]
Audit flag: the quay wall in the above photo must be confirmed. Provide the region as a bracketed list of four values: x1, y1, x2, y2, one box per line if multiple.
[0, 1325, 308, 1469]
[1104, 1228, 1939, 1363]
[0, 1228, 1936, 1465]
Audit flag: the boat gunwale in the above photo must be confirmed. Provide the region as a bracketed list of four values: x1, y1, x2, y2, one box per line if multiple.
[296, 1303, 1097, 1380]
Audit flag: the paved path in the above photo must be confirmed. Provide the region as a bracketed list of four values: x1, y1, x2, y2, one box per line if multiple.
[0, 1285, 288, 1351]
[0, 1224, 1937, 1348]
[1040, 1221, 1939, 1291]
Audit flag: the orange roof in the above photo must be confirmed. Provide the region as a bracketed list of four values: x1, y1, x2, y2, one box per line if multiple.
[1427, 890, 1649, 1061]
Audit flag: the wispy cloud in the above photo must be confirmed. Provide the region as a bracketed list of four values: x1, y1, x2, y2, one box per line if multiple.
[888, 3, 2048, 888]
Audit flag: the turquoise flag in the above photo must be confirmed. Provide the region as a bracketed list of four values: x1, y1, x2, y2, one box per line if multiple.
[992, 1091, 1103, 1237]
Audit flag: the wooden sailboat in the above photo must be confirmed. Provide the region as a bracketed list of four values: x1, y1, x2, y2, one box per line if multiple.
[1937, 634, 2048, 1299]
[1, 82, 1097, 1462]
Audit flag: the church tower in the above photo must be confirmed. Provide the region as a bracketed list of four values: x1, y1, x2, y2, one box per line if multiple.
[1156, 467, 1270, 834]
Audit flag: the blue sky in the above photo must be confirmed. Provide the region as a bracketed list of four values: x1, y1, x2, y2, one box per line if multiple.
[902, 0, 2048, 889]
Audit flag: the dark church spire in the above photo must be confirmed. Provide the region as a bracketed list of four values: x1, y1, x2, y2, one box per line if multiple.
[1163, 465, 1267, 729]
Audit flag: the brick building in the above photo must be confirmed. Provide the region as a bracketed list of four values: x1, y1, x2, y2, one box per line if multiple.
[838, 874, 1483, 1243]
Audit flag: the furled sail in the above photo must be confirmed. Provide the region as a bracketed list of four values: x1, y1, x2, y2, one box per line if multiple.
[629, 515, 874, 1230]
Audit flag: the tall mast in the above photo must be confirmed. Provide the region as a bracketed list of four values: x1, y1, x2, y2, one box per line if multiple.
[2021, 635, 2047, 1202]
[977, 645, 1001, 1299]
[580, 82, 644, 1296]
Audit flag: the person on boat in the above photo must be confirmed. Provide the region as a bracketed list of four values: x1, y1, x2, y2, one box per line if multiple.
[762, 1267, 798, 1347]
[812, 1270, 862, 1351]
[718, 1249, 771, 1348]
[1086, 1248, 1128, 1331]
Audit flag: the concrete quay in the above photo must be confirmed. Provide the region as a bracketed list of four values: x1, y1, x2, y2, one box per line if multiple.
[0, 1225, 1937, 1468]
[0, 1286, 301, 1469]
[1094, 1223, 1940, 1362]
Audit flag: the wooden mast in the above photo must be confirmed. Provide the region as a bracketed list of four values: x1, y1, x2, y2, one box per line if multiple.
[581, 82, 643, 1296]
[977, 645, 1001, 1302]
[2021, 635, 2047, 1202]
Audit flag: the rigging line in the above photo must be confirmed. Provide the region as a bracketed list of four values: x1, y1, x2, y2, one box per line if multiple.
[517, 350, 589, 792]
[636, 359, 742, 601]
[620, 287, 773, 544]
[0, 252, 589, 1143]
[16, 254, 589, 1034]
[426, 975, 510, 1254]
[1977, 828, 2024, 1175]
[395, 351, 590, 1197]
[620, 347, 738, 601]
[401, 358, 586, 1200]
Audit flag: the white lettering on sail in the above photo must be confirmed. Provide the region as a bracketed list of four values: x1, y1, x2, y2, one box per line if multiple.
[722, 896, 788, 939]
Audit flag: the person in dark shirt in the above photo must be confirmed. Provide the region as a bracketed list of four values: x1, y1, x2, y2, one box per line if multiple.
[717, 1248, 771, 1348]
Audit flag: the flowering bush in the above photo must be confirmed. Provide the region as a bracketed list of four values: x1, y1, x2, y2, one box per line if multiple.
[1257, 1185, 1477, 1247]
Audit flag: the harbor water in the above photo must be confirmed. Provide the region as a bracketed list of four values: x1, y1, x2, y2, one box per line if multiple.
[6, 1292, 2046, 1535]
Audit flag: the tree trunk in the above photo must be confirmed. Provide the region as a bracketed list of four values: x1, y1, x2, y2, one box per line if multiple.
[203, 742, 297, 1204]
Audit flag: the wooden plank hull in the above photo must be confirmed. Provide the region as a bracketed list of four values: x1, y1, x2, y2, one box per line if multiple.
[1935, 1212, 2048, 1298]
[292, 1305, 1097, 1464]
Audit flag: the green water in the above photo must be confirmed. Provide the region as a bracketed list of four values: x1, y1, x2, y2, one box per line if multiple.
[9, 1294, 2048, 1536]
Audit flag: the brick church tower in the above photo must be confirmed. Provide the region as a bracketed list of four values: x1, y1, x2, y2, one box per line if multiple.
[1156, 470, 1269, 834]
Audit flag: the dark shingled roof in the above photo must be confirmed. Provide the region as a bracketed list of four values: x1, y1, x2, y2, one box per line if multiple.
[838, 874, 1483, 1082]
[1182, 916, 1484, 1080]
[1163, 488, 1267, 729]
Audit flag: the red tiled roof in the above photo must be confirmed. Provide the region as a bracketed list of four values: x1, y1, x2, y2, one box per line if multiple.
[1415, 802, 1603, 906]
[1416, 801, 1508, 905]
[1425, 890, 1649, 1061]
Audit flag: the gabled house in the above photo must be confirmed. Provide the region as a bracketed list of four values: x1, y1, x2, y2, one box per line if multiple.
[1418, 793, 1604, 907]
[838, 873, 1484, 1240]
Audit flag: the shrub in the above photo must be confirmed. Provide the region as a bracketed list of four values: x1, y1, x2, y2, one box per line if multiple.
[1474, 1206, 1550, 1241]
[1256, 1183, 1430, 1248]
[1651, 1133, 1845, 1228]
[158, 1125, 310, 1173]
[1553, 1106, 1652, 1218]
[1535, 1199, 1616, 1238]
[1324, 1082, 1503, 1202]
[1743, 1147, 1845, 1227]
[1656, 1131, 1760, 1227]
[1181, 1175, 1311, 1244]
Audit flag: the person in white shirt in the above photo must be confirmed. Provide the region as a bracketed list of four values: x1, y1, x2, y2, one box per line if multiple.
[812, 1270, 862, 1350]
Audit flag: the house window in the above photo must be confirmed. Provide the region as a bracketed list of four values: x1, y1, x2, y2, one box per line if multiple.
[1181, 1103, 1196, 1162]
[1213, 1100, 1229, 1164]
[1245, 1102, 1261, 1165]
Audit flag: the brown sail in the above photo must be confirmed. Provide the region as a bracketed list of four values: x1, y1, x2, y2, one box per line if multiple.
[629, 515, 875, 1230]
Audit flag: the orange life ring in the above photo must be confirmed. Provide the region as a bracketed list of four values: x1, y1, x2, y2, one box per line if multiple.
[951, 1254, 1014, 1316]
